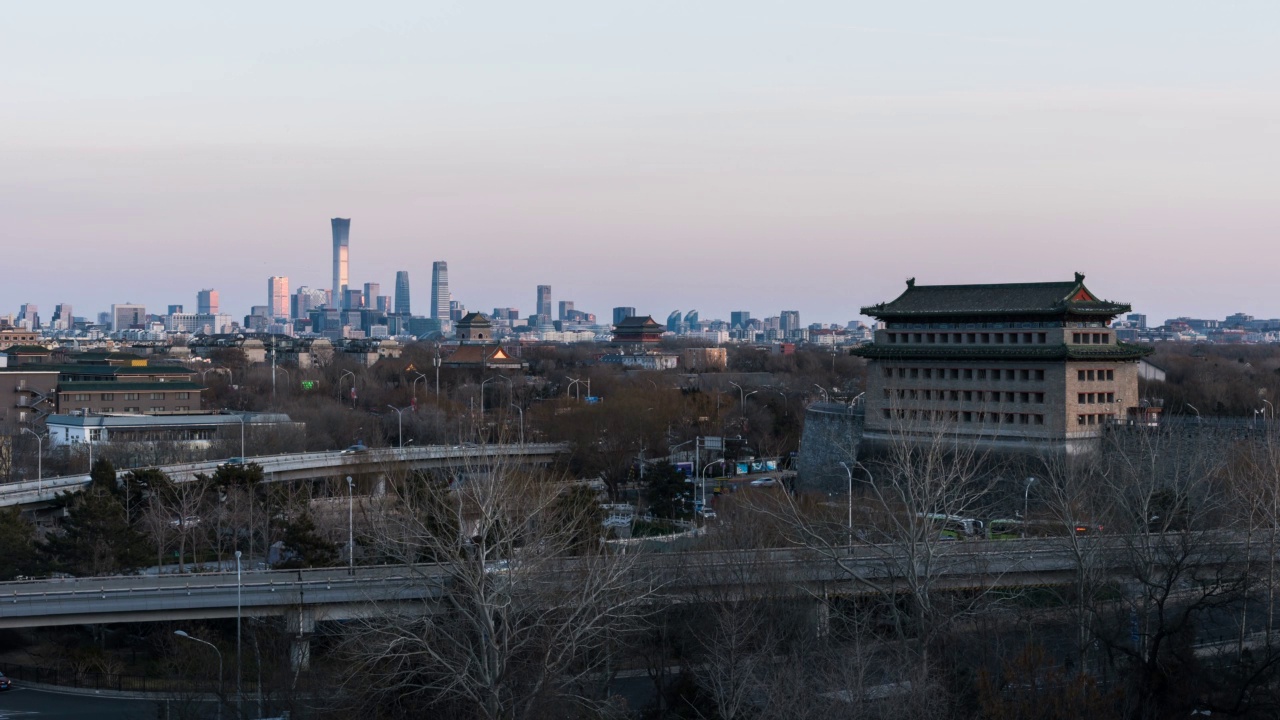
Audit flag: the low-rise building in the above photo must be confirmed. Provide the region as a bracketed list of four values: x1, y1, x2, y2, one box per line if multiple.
[46, 411, 301, 447]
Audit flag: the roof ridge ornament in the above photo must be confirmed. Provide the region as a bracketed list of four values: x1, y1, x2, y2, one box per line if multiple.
[906, 277, 916, 288]
[1074, 272, 1085, 283]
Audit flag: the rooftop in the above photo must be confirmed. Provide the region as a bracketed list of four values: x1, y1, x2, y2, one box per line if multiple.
[861, 273, 1131, 319]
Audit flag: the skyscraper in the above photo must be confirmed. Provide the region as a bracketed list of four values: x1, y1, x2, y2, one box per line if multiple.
[363, 283, 380, 309]
[332, 217, 351, 308]
[780, 310, 801, 334]
[613, 307, 637, 326]
[268, 276, 289, 318]
[558, 301, 574, 321]
[394, 271, 411, 315]
[730, 311, 752, 328]
[52, 303, 74, 330]
[197, 289, 219, 315]
[431, 261, 451, 321]
[111, 303, 146, 332]
[536, 285, 552, 318]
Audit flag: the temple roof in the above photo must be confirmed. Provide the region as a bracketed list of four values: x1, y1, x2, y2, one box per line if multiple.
[456, 312, 492, 328]
[861, 273, 1131, 319]
[613, 315, 662, 331]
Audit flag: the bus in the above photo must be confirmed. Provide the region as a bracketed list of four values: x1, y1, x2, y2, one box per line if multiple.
[921, 513, 984, 540]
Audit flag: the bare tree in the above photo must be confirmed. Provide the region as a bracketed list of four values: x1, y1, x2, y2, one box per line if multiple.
[338, 456, 660, 720]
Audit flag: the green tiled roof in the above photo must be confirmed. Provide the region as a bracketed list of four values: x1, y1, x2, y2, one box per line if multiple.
[851, 343, 1152, 362]
[861, 274, 1130, 319]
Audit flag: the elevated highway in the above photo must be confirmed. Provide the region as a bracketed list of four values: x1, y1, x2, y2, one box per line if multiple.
[0, 443, 568, 509]
[0, 536, 1252, 631]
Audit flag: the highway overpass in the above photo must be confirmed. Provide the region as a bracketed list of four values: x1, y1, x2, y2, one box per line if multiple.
[0, 443, 568, 509]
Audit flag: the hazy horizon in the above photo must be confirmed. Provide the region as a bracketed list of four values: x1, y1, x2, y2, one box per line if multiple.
[4, 2, 1278, 325]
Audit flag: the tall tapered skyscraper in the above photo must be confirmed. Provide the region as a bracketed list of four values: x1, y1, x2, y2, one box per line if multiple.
[394, 271, 411, 315]
[536, 285, 552, 318]
[331, 218, 351, 308]
[431, 261, 450, 321]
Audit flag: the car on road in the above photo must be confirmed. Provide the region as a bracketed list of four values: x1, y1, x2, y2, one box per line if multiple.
[0, 671, 12, 691]
[221, 457, 247, 467]
[340, 443, 369, 455]
[748, 477, 777, 488]
[697, 507, 718, 520]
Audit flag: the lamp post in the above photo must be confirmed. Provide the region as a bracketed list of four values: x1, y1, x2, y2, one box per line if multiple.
[510, 403, 525, 445]
[346, 476, 355, 573]
[839, 462, 853, 547]
[20, 428, 43, 494]
[1186, 402, 1201, 423]
[339, 370, 355, 407]
[1023, 477, 1037, 538]
[1265, 399, 1275, 421]
[175, 631, 223, 720]
[700, 460, 719, 521]
[224, 410, 246, 458]
[387, 405, 406, 447]
[432, 355, 441, 396]
[813, 384, 829, 403]
[412, 372, 428, 405]
[234, 550, 242, 718]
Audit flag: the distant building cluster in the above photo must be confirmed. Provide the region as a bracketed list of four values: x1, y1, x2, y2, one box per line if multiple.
[1113, 312, 1280, 344]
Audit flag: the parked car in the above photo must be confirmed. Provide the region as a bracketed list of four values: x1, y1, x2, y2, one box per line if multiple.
[0, 671, 11, 691]
[749, 477, 777, 488]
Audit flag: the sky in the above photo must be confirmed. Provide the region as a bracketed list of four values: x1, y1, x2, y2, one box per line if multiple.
[3, 1, 1279, 326]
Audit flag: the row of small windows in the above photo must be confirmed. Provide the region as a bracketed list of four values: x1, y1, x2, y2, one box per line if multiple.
[883, 367, 1046, 382]
[886, 332, 1049, 345]
[1077, 369, 1115, 381]
[1077, 413, 1117, 426]
[886, 388, 1047, 404]
[65, 392, 192, 402]
[885, 321, 1108, 330]
[1078, 392, 1116, 404]
[99, 406, 191, 413]
[1072, 333, 1111, 344]
[884, 408, 1046, 425]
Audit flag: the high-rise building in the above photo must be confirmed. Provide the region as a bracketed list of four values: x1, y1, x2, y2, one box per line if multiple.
[111, 303, 146, 332]
[332, 217, 351, 308]
[167, 305, 184, 315]
[291, 286, 327, 319]
[268, 276, 289, 318]
[394, 271, 411, 315]
[51, 303, 74, 331]
[613, 307, 637, 326]
[449, 301, 465, 321]
[431, 261, 451, 321]
[666, 311, 682, 333]
[376, 296, 391, 313]
[558, 301, 574, 321]
[536, 285, 552, 318]
[780, 310, 801, 334]
[363, 283, 380, 309]
[17, 304, 39, 329]
[730, 311, 752, 328]
[197, 289, 219, 315]
[344, 288, 364, 309]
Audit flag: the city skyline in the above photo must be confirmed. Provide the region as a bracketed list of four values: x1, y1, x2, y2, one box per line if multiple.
[4, 4, 1280, 323]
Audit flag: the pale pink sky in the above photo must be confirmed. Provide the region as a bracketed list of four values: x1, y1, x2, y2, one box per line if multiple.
[3, 2, 1279, 325]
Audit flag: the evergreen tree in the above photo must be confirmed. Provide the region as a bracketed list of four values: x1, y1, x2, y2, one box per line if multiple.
[44, 479, 151, 576]
[277, 513, 338, 569]
[644, 461, 693, 520]
[0, 507, 43, 580]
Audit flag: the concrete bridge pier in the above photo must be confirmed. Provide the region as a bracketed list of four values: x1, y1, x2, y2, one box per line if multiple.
[812, 597, 831, 638]
[287, 608, 316, 671]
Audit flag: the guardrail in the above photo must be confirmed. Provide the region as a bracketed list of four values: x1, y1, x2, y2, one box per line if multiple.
[0, 443, 569, 508]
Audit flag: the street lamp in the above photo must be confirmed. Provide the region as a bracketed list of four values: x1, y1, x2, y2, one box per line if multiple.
[347, 476, 355, 573]
[174, 630, 223, 720]
[432, 354, 442, 396]
[20, 428, 44, 494]
[813, 384, 829, 403]
[339, 370, 355, 406]
[223, 410, 246, 458]
[234, 550, 242, 718]
[411, 372, 428, 405]
[1265, 399, 1275, 420]
[1023, 477, 1037, 538]
[700, 460, 720, 521]
[387, 405, 407, 447]
[1186, 402, 1201, 423]
[838, 462, 853, 547]
[510, 403, 525, 445]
